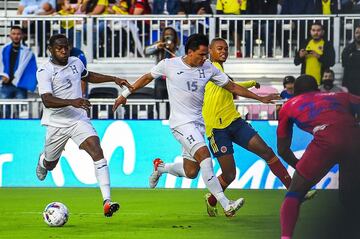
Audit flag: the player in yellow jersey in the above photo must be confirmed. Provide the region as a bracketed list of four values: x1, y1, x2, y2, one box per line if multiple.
[202, 38, 293, 217]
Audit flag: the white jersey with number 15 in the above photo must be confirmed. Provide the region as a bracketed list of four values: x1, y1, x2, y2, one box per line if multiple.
[150, 57, 229, 129]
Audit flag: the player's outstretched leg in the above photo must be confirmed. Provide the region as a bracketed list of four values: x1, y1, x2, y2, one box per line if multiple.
[36, 153, 48, 181]
[103, 200, 120, 217]
[149, 158, 164, 188]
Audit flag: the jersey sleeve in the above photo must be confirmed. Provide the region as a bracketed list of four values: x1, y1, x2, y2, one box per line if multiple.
[277, 103, 294, 138]
[37, 68, 53, 95]
[210, 64, 229, 87]
[236, 80, 257, 89]
[150, 59, 166, 79]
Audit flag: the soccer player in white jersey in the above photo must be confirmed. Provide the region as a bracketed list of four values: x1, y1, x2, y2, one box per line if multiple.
[36, 34, 132, 217]
[113, 34, 279, 217]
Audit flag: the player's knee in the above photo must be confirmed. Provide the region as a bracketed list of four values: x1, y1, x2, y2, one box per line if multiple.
[89, 148, 104, 161]
[185, 168, 199, 179]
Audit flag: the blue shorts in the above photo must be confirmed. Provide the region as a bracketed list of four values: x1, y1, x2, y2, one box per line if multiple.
[208, 118, 257, 158]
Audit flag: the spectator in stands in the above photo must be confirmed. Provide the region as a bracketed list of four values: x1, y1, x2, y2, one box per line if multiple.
[215, 0, 242, 57]
[314, 0, 339, 14]
[342, 0, 360, 13]
[280, 76, 295, 99]
[81, 0, 109, 57]
[57, 0, 82, 49]
[108, 0, 129, 14]
[319, 69, 346, 93]
[342, 25, 360, 96]
[17, 0, 56, 15]
[129, 0, 152, 55]
[294, 22, 335, 85]
[17, 0, 57, 57]
[0, 26, 37, 99]
[178, 0, 212, 15]
[152, 0, 179, 14]
[144, 27, 184, 117]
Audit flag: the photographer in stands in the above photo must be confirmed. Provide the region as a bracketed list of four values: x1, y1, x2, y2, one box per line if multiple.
[144, 27, 184, 118]
[294, 22, 335, 86]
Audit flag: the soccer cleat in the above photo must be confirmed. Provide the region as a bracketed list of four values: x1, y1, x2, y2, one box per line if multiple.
[304, 189, 317, 201]
[103, 200, 120, 217]
[36, 153, 48, 181]
[224, 198, 245, 217]
[149, 158, 163, 188]
[204, 193, 218, 217]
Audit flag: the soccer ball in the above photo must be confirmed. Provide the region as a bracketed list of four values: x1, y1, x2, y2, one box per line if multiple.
[43, 202, 69, 227]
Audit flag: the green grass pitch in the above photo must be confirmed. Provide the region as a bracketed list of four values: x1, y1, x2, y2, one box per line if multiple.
[0, 188, 341, 239]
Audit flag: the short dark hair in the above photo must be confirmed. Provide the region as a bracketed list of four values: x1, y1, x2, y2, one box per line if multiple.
[210, 37, 227, 47]
[310, 21, 323, 30]
[10, 26, 22, 31]
[283, 76, 295, 87]
[185, 34, 209, 54]
[323, 69, 335, 78]
[294, 75, 319, 96]
[49, 34, 68, 47]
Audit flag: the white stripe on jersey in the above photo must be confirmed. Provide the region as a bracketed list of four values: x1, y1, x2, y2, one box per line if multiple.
[150, 57, 229, 128]
[37, 57, 89, 127]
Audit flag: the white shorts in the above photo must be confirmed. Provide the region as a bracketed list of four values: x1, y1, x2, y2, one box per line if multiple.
[171, 122, 206, 162]
[43, 120, 97, 162]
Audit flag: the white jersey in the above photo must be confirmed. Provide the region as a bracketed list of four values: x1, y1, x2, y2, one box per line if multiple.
[37, 57, 89, 127]
[151, 57, 229, 128]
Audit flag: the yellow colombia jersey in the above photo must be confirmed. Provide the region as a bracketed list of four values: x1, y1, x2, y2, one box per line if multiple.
[203, 61, 256, 137]
[216, 0, 241, 15]
[322, 0, 331, 14]
[305, 39, 324, 85]
[58, 9, 76, 29]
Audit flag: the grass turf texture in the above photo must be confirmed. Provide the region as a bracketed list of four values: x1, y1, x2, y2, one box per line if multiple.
[0, 188, 341, 239]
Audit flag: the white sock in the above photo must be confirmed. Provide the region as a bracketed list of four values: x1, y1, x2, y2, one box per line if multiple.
[39, 153, 46, 169]
[94, 158, 111, 202]
[158, 162, 186, 177]
[200, 158, 229, 209]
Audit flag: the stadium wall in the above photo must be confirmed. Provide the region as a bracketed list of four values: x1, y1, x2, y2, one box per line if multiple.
[0, 120, 338, 189]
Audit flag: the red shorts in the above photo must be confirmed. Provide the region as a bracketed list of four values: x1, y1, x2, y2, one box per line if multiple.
[296, 124, 360, 183]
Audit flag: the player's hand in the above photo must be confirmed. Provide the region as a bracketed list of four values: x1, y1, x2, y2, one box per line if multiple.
[114, 78, 133, 90]
[71, 98, 91, 110]
[299, 49, 307, 58]
[157, 42, 166, 49]
[259, 94, 281, 104]
[2, 76, 9, 83]
[309, 51, 320, 59]
[112, 95, 127, 112]
[255, 82, 260, 89]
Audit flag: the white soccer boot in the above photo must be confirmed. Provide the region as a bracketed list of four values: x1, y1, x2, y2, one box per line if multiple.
[224, 198, 245, 217]
[36, 153, 48, 181]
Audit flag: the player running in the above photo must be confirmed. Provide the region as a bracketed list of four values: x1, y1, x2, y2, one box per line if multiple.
[36, 34, 132, 217]
[277, 75, 360, 239]
[113, 34, 279, 217]
[200, 38, 292, 216]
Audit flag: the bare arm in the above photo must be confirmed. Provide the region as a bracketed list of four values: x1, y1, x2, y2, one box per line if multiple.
[277, 136, 299, 169]
[85, 71, 132, 89]
[112, 73, 154, 111]
[223, 81, 279, 103]
[41, 93, 91, 110]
